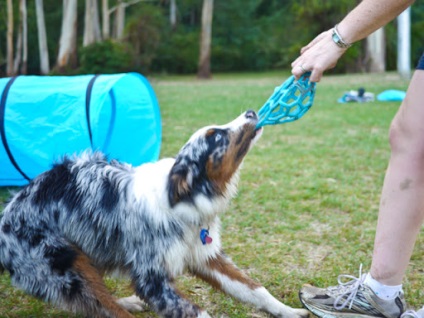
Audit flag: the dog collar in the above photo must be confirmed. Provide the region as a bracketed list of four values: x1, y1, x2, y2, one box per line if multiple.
[200, 228, 213, 245]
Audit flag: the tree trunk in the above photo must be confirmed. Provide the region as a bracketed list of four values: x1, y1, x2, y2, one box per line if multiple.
[397, 7, 411, 79]
[56, 0, 78, 71]
[115, 0, 126, 40]
[197, 0, 214, 79]
[35, 0, 50, 74]
[170, 0, 177, 30]
[366, 27, 385, 73]
[102, 0, 110, 39]
[83, 0, 102, 46]
[13, 16, 22, 75]
[6, 0, 14, 77]
[21, 0, 28, 74]
[110, 0, 143, 40]
[13, 0, 28, 75]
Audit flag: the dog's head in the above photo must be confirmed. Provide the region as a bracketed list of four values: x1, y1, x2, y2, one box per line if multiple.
[168, 110, 262, 207]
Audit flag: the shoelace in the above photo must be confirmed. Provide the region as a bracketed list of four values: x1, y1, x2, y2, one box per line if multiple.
[401, 310, 421, 318]
[333, 264, 366, 310]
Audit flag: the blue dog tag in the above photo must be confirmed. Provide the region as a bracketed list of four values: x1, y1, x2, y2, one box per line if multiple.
[200, 228, 212, 245]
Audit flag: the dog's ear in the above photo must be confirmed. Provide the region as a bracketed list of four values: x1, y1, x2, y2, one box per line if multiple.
[168, 162, 194, 207]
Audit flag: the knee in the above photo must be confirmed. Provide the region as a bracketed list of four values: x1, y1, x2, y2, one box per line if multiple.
[389, 110, 424, 159]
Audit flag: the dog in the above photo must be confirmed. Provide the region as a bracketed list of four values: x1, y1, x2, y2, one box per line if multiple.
[0, 110, 309, 318]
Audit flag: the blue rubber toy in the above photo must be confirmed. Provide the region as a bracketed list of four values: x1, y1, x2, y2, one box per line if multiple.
[256, 73, 316, 128]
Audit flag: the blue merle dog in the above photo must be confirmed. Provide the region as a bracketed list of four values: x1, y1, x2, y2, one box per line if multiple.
[0, 110, 309, 318]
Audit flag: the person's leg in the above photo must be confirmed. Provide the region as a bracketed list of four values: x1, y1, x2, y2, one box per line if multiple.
[371, 69, 424, 286]
[299, 66, 424, 318]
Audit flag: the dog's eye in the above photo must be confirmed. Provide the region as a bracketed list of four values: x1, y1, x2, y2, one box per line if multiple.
[206, 129, 227, 145]
[215, 133, 222, 143]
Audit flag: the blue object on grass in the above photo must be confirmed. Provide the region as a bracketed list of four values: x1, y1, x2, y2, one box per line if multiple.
[377, 89, 406, 102]
[338, 88, 375, 103]
[256, 73, 316, 128]
[0, 73, 161, 186]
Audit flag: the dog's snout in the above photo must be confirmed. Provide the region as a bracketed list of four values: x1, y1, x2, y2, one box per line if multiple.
[245, 110, 257, 120]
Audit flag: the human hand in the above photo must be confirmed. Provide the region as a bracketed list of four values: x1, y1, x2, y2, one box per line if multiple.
[291, 29, 348, 82]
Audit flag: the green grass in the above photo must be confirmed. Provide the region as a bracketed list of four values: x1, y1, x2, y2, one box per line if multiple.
[1, 72, 422, 317]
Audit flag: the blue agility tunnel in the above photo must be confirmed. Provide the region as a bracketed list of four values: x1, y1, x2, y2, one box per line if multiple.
[0, 73, 161, 186]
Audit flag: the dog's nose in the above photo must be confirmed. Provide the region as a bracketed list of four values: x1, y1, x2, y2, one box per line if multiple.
[245, 110, 257, 120]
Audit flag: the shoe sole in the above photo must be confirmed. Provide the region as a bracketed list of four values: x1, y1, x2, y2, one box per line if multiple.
[299, 290, 382, 318]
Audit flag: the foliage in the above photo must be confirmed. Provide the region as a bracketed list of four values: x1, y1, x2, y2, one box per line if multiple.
[124, 4, 166, 73]
[1, 72, 423, 317]
[287, 0, 362, 74]
[150, 1, 202, 74]
[152, 30, 200, 74]
[211, 0, 265, 72]
[78, 40, 134, 74]
[0, 0, 423, 75]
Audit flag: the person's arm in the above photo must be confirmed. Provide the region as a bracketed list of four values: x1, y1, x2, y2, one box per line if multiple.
[291, 0, 415, 82]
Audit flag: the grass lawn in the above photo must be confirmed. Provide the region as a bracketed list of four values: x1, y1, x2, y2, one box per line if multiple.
[0, 71, 422, 317]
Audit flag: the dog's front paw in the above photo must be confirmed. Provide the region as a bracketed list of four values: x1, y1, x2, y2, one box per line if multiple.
[291, 308, 310, 318]
[117, 295, 148, 312]
[197, 311, 212, 318]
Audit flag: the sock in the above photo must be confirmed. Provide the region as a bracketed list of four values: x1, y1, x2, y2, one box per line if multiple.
[364, 273, 402, 300]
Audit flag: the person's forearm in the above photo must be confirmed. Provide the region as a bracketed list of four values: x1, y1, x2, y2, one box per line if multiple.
[337, 0, 414, 45]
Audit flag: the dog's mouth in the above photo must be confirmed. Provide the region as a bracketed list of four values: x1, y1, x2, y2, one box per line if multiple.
[250, 126, 262, 142]
[254, 126, 263, 136]
[248, 110, 263, 143]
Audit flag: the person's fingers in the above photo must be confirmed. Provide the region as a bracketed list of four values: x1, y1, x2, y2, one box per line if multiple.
[291, 64, 311, 80]
[291, 29, 345, 82]
[309, 69, 323, 82]
[308, 59, 338, 82]
[291, 66, 302, 80]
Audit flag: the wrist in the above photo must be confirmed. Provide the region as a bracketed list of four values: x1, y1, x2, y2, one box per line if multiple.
[331, 24, 352, 49]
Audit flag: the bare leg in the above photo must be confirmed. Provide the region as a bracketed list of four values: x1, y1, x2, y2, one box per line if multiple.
[370, 70, 424, 285]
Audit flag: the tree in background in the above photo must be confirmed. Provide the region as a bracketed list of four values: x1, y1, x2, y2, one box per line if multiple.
[124, 4, 164, 73]
[56, 0, 78, 72]
[35, 0, 50, 74]
[13, 0, 28, 75]
[83, 0, 102, 46]
[6, 0, 14, 76]
[197, 0, 213, 79]
[102, 0, 111, 39]
[366, 28, 385, 73]
[1, 0, 423, 76]
[170, 0, 177, 30]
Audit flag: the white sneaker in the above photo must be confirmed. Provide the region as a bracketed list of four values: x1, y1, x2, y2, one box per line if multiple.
[401, 308, 424, 318]
[299, 266, 407, 318]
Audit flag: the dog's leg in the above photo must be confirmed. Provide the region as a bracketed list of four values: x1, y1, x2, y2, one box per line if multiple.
[132, 269, 211, 318]
[192, 252, 310, 318]
[70, 251, 136, 318]
[8, 241, 134, 318]
[116, 295, 148, 312]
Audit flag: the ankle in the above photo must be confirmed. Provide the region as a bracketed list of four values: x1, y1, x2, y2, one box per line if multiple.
[364, 273, 403, 300]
